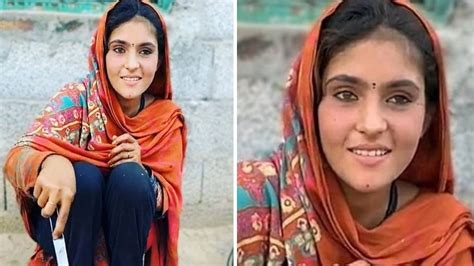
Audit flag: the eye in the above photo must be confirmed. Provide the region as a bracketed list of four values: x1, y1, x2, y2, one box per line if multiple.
[139, 49, 153, 56]
[112, 47, 126, 54]
[334, 91, 358, 102]
[387, 95, 412, 105]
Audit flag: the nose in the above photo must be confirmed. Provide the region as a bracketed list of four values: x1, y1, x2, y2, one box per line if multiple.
[125, 53, 139, 71]
[355, 101, 388, 137]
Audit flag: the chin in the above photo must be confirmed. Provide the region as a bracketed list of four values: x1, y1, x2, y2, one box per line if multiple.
[116, 90, 142, 100]
[341, 174, 391, 193]
[353, 184, 382, 193]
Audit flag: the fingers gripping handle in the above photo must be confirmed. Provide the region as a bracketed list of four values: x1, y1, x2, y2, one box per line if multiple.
[49, 209, 69, 266]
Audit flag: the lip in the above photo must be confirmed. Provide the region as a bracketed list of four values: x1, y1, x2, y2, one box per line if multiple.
[347, 144, 392, 167]
[120, 76, 142, 87]
[349, 144, 391, 151]
[349, 150, 390, 167]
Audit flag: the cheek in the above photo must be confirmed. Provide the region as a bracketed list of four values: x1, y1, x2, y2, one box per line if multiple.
[105, 55, 122, 77]
[318, 99, 355, 147]
[143, 58, 159, 76]
[388, 109, 425, 148]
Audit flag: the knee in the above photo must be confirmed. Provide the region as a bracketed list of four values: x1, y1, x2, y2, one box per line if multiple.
[73, 161, 104, 202]
[108, 162, 154, 205]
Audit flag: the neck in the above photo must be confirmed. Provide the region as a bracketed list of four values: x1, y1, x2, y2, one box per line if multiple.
[339, 181, 392, 229]
[116, 93, 143, 117]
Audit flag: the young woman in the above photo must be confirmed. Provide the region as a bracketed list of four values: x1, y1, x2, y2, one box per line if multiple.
[237, 0, 474, 264]
[3, 0, 186, 265]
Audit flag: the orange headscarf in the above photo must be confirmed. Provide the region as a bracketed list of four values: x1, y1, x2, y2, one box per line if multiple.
[4, 1, 185, 265]
[237, 0, 473, 264]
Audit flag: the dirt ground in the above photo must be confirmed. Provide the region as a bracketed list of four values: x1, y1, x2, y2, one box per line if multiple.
[0, 206, 233, 265]
[0, 226, 233, 265]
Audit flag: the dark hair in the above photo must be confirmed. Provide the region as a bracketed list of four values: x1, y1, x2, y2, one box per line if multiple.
[105, 0, 165, 62]
[315, 0, 438, 108]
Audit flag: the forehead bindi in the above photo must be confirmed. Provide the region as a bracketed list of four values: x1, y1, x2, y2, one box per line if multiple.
[108, 39, 156, 49]
[109, 20, 157, 47]
[323, 39, 424, 90]
[324, 74, 421, 93]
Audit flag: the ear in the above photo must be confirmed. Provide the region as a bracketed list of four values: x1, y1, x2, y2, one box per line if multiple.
[421, 106, 435, 136]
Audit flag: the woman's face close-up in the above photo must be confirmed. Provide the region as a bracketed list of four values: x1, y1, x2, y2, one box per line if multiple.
[105, 16, 159, 102]
[318, 36, 428, 193]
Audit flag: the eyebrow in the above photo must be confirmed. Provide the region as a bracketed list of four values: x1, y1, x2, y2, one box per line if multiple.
[108, 39, 157, 48]
[324, 74, 420, 91]
[384, 79, 420, 91]
[324, 74, 365, 87]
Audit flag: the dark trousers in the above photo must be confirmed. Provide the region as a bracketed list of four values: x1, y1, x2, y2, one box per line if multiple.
[31, 161, 156, 266]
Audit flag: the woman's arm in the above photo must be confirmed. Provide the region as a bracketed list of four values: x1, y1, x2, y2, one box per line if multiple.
[4, 147, 77, 238]
[143, 164, 164, 217]
[3, 146, 56, 197]
[150, 128, 184, 215]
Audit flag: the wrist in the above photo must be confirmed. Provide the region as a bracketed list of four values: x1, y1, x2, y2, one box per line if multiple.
[41, 154, 69, 170]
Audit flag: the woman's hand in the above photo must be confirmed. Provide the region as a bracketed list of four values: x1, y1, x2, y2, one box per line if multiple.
[108, 133, 143, 168]
[33, 154, 76, 239]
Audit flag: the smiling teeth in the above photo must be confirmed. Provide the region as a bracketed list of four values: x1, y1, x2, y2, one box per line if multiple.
[123, 77, 140, 81]
[351, 149, 388, 157]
